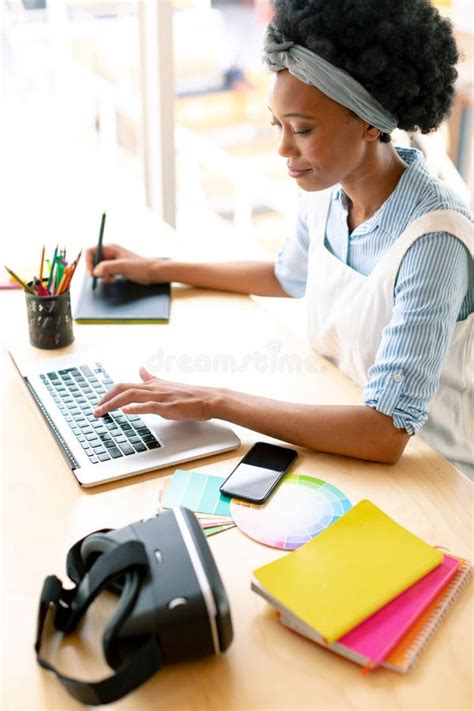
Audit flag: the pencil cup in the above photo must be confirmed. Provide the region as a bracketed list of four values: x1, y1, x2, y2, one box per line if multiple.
[25, 288, 74, 349]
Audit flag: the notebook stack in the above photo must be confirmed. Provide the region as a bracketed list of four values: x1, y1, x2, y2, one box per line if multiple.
[252, 500, 471, 673]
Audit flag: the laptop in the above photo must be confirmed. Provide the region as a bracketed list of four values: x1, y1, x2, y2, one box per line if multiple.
[9, 349, 241, 487]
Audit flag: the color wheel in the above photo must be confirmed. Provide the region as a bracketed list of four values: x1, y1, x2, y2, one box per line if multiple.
[230, 474, 351, 550]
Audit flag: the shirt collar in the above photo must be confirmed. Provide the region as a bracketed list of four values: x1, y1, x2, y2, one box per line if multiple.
[333, 147, 427, 236]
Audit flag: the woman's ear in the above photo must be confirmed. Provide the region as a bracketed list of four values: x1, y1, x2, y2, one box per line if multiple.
[365, 124, 382, 142]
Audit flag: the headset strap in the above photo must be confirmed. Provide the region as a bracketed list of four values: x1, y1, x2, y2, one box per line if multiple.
[35, 541, 163, 705]
[65, 528, 112, 585]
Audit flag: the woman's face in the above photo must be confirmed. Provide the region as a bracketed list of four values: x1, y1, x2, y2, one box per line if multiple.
[268, 70, 372, 192]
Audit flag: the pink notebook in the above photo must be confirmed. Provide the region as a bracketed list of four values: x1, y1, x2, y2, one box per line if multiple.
[339, 554, 460, 666]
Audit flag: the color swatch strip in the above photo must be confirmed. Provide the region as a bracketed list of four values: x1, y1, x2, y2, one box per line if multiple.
[162, 469, 231, 517]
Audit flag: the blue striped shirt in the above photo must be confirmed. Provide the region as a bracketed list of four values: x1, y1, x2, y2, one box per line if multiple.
[274, 147, 473, 434]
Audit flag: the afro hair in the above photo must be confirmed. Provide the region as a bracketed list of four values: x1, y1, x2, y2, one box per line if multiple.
[272, 0, 459, 140]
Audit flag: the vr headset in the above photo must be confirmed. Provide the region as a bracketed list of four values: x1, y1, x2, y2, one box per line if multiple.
[35, 508, 233, 706]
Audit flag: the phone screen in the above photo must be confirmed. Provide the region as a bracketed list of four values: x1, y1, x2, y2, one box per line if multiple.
[220, 442, 298, 503]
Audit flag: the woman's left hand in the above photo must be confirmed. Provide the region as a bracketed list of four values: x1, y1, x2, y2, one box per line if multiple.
[93, 367, 218, 421]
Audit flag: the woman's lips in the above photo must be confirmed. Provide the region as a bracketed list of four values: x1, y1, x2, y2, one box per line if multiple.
[288, 166, 312, 178]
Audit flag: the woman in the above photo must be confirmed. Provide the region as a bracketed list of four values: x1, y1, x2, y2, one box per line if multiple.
[88, 0, 473, 477]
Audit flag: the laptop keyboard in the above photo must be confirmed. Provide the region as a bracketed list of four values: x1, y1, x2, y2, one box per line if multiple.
[39, 363, 161, 464]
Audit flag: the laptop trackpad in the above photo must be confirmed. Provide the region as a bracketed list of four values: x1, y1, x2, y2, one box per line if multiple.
[149, 417, 239, 454]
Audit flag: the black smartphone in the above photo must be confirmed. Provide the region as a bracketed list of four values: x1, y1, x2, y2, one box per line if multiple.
[219, 442, 298, 504]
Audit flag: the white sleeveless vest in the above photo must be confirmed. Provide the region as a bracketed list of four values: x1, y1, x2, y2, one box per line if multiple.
[305, 189, 474, 479]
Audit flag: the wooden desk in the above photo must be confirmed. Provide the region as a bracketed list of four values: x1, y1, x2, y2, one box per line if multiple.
[1, 285, 473, 711]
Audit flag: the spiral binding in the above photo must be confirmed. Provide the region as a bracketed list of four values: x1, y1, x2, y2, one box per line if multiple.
[383, 559, 472, 673]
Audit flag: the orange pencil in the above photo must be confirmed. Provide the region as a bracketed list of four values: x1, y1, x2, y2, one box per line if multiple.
[39, 245, 45, 282]
[68, 250, 82, 281]
[57, 251, 81, 295]
[56, 264, 74, 295]
[56, 271, 69, 296]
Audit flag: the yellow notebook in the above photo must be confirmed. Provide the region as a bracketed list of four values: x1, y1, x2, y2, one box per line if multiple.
[252, 500, 443, 644]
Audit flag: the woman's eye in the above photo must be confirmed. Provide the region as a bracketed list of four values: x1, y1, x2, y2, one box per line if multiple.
[270, 122, 312, 136]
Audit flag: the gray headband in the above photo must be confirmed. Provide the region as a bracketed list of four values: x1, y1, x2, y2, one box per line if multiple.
[263, 25, 397, 134]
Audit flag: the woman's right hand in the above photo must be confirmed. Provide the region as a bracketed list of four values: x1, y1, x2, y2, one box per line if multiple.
[85, 243, 163, 285]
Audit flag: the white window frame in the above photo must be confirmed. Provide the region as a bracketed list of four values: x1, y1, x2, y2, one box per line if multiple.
[139, 0, 176, 227]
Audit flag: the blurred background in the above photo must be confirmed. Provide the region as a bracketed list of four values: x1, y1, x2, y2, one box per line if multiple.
[1, 0, 473, 275]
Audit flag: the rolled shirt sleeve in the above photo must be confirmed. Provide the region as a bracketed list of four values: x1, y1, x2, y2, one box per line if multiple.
[364, 232, 471, 433]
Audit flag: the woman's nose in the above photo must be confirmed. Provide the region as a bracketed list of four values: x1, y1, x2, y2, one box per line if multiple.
[277, 128, 298, 158]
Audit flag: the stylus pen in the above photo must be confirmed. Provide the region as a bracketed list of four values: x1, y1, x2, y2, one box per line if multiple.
[92, 212, 106, 291]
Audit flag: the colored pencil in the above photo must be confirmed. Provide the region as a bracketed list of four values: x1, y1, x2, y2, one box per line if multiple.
[57, 250, 81, 295]
[3, 265, 36, 294]
[33, 278, 49, 297]
[47, 245, 58, 292]
[55, 271, 69, 296]
[39, 245, 45, 282]
[7, 246, 82, 298]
